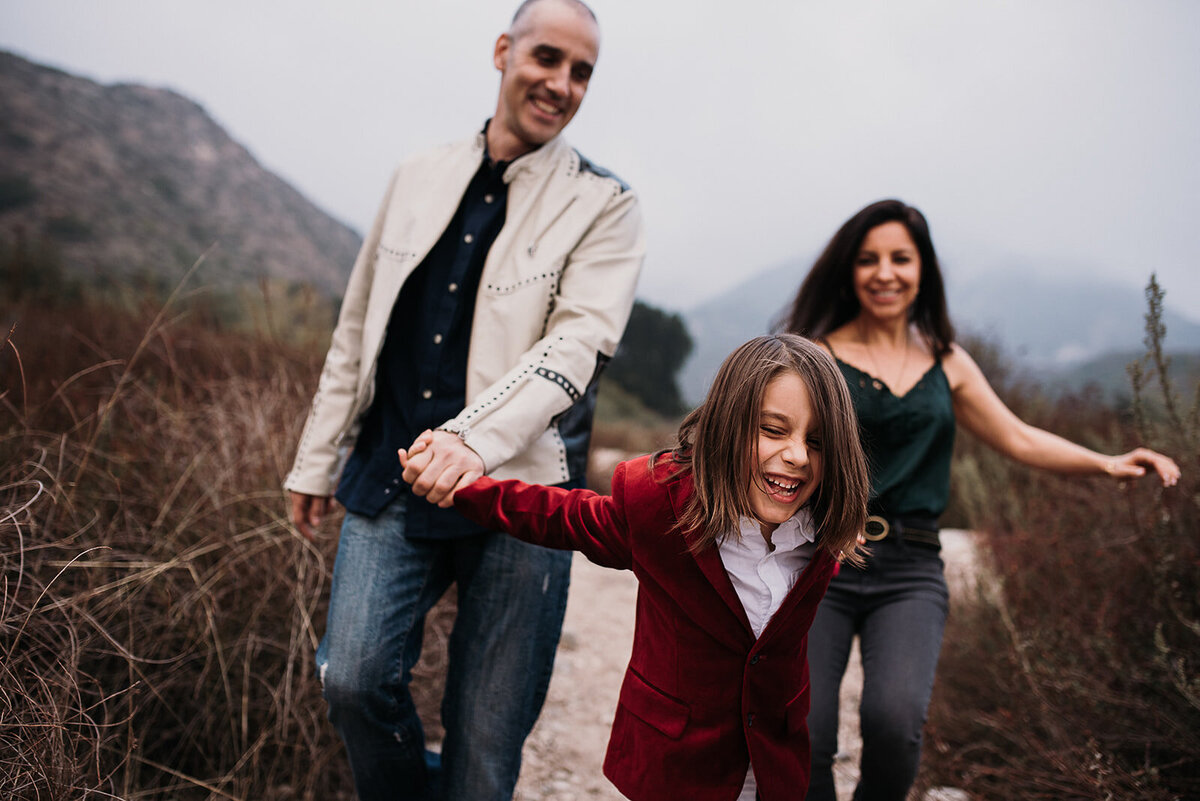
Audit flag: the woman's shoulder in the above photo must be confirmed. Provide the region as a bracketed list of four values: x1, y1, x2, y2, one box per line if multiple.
[939, 341, 985, 391]
[821, 325, 855, 352]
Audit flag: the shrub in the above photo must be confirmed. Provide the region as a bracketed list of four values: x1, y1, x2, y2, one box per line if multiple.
[0, 279, 356, 799]
[0, 174, 37, 212]
[44, 214, 93, 243]
[921, 275, 1199, 799]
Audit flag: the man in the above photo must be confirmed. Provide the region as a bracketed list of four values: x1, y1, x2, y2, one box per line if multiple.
[284, 1, 644, 799]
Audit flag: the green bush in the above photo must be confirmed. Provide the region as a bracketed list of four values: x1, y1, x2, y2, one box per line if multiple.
[605, 299, 693, 417]
[0, 174, 37, 212]
[44, 214, 93, 243]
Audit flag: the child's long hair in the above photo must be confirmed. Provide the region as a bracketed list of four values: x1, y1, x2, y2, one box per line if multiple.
[670, 334, 868, 561]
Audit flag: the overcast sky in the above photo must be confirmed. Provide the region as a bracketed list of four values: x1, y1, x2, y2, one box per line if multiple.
[3, 0, 1198, 318]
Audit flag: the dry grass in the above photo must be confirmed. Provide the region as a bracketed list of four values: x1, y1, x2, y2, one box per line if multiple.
[11, 269, 1194, 800]
[0, 279, 663, 800]
[0, 285, 358, 800]
[920, 276, 1199, 800]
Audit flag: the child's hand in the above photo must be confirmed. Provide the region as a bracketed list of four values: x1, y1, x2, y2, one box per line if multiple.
[399, 429, 484, 508]
[399, 429, 436, 464]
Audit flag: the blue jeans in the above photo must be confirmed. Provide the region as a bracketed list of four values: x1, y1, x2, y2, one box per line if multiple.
[316, 498, 572, 801]
[804, 537, 949, 801]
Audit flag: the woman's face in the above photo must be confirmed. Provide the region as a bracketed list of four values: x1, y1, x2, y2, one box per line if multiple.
[749, 371, 823, 538]
[852, 221, 922, 323]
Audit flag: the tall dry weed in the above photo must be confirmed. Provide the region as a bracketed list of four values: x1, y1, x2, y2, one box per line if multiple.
[921, 275, 1199, 799]
[1, 283, 357, 800]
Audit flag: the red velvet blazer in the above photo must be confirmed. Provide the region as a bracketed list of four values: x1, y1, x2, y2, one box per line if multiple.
[455, 453, 838, 801]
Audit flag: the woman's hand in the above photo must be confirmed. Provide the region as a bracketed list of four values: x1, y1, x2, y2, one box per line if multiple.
[1103, 447, 1181, 487]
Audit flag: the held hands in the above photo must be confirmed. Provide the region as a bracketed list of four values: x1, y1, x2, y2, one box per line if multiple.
[399, 429, 485, 508]
[1103, 447, 1181, 487]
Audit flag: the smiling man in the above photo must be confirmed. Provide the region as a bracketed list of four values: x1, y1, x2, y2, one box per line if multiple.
[284, 1, 645, 798]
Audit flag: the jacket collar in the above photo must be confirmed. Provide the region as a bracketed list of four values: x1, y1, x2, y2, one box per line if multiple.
[473, 124, 575, 185]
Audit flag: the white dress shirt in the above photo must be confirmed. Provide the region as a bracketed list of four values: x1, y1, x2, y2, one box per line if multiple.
[717, 510, 818, 801]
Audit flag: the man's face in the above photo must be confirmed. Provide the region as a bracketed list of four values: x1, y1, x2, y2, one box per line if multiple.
[490, 1, 600, 161]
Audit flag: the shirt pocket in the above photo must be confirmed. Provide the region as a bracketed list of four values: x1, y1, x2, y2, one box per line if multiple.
[620, 668, 690, 740]
[478, 251, 565, 296]
[479, 196, 583, 297]
[374, 242, 420, 269]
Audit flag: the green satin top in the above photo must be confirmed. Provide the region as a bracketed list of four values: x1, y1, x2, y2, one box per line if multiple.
[833, 354, 956, 520]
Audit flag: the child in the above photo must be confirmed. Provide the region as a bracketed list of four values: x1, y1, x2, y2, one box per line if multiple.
[400, 334, 870, 801]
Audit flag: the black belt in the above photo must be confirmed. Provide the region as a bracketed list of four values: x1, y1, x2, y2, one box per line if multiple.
[863, 515, 941, 549]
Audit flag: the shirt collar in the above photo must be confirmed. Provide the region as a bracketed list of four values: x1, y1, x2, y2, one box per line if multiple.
[479, 119, 513, 175]
[475, 119, 567, 183]
[734, 508, 817, 552]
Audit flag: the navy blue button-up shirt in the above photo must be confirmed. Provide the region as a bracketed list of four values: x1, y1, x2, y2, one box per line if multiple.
[336, 146, 510, 539]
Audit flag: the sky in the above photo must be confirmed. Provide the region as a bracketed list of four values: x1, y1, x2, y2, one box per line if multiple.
[3, 0, 1199, 318]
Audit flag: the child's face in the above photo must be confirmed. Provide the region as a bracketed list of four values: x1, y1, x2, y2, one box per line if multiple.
[750, 371, 823, 538]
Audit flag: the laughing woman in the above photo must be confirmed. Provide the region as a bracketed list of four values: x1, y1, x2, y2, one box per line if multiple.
[779, 198, 1181, 801]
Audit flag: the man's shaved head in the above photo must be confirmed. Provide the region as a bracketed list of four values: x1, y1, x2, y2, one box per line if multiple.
[510, 0, 597, 40]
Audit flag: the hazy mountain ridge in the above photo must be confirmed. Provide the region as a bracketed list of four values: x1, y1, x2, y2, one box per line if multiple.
[681, 258, 1200, 403]
[0, 50, 360, 294]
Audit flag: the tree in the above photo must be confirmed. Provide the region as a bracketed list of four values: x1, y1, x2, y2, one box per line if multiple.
[606, 300, 693, 417]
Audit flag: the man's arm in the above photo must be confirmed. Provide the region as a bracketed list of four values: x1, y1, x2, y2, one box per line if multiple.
[283, 170, 400, 524]
[442, 183, 646, 477]
[289, 492, 333, 541]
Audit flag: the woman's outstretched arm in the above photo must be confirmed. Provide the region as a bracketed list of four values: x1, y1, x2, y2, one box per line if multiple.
[944, 343, 1181, 486]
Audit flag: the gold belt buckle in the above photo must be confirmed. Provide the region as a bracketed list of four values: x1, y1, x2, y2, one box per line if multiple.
[863, 515, 890, 542]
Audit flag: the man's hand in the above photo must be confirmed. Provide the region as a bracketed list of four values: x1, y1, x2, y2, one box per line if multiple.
[290, 491, 333, 541]
[399, 429, 485, 508]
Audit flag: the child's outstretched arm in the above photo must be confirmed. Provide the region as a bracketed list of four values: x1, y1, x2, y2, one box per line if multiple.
[401, 431, 633, 570]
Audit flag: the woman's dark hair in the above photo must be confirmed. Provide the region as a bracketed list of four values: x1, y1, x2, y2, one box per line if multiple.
[670, 334, 869, 562]
[775, 199, 956, 355]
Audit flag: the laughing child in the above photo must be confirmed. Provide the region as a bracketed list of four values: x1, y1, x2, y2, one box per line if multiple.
[400, 334, 869, 801]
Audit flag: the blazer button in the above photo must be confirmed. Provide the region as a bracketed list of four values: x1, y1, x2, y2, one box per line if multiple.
[746, 713, 755, 727]
[750, 655, 760, 665]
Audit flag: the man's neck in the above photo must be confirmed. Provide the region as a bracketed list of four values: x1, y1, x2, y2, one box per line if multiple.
[485, 122, 542, 164]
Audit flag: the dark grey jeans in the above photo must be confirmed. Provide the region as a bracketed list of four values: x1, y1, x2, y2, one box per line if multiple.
[804, 537, 949, 801]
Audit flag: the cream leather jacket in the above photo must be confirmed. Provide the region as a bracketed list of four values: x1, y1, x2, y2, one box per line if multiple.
[285, 132, 645, 497]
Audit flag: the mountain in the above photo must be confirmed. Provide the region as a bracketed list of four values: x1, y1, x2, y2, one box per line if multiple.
[0, 50, 360, 295]
[680, 258, 1200, 403]
[947, 271, 1200, 366]
[1032, 350, 1200, 404]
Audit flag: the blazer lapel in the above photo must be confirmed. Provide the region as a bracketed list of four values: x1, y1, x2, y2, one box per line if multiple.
[665, 473, 755, 643]
[691, 544, 755, 639]
[758, 551, 836, 642]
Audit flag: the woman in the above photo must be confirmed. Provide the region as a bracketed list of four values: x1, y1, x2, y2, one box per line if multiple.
[778, 199, 1181, 801]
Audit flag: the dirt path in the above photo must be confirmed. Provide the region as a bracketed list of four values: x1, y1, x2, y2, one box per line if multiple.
[515, 553, 635, 800]
[514, 530, 981, 800]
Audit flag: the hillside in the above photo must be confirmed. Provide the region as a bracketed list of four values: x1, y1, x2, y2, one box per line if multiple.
[680, 258, 1200, 403]
[0, 50, 360, 295]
